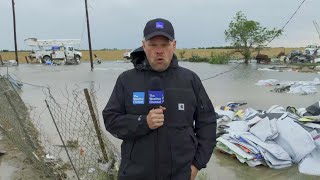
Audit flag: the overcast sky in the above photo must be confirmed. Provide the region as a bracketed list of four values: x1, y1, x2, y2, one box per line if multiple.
[1, 0, 320, 50]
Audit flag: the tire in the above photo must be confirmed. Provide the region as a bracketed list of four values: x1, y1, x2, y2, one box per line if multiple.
[74, 55, 81, 64]
[42, 56, 51, 63]
[292, 56, 299, 63]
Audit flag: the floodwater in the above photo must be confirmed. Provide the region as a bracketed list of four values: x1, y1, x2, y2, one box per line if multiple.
[1, 61, 320, 180]
[0, 133, 18, 180]
[0, 161, 17, 180]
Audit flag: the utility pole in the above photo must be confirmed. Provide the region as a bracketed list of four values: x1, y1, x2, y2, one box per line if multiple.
[313, 20, 320, 42]
[85, 0, 94, 71]
[12, 0, 19, 65]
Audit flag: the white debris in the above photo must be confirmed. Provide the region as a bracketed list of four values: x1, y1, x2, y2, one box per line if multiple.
[256, 79, 279, 86]
[45, 154, 57, 161]
[98, 162, 111, 173]
[88, 168, 96, 173]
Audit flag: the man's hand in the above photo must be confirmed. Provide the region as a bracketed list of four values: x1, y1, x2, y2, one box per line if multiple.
[190, 164, 198, 180]
[146, 106, 166, 129]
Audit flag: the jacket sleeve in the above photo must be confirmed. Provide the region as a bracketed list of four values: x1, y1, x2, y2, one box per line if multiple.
[192, 74, 217, 170]
[102, 74, 152, 140]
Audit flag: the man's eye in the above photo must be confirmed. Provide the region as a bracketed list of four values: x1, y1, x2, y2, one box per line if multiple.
[161, 44, 170, 48]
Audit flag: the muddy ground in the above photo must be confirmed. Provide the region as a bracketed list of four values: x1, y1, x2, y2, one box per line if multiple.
[0, 132, 50, 180]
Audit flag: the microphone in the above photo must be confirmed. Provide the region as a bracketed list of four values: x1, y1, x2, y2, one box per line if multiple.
[150, 76, 162, 91]
[148, 77, 164, 109]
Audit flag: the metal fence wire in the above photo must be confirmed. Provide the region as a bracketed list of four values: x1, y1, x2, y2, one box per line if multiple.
[0, 75, 58, 179]
[0, 76, 120, 180]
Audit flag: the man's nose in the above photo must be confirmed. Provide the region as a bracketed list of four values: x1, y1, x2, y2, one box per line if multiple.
[155, 47, 164, 54]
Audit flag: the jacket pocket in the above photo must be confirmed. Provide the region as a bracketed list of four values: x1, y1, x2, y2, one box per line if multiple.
[119, 133, 155, 179]
[120, 140, 134, 160]
[164, 88, 196, 127]
[118, 159, 146, 180]
[119, 140, 147, 180]
[188, 128, 198, 150]
[170, 128, 196, 175]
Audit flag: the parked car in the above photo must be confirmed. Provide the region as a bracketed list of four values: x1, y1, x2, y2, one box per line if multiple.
[304, 44, 319, 55]
[123, 49, 133, 60]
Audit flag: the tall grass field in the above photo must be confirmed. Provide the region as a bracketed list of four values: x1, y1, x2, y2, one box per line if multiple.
[0, 47, 304, 63]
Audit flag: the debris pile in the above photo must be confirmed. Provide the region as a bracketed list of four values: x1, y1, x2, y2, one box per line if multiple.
[216, 102, 320, 176]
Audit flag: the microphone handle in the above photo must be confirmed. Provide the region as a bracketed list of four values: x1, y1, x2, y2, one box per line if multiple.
[149, 104, 162, 110]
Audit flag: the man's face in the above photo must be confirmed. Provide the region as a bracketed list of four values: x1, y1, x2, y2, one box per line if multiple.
[143, 35, 176, 72]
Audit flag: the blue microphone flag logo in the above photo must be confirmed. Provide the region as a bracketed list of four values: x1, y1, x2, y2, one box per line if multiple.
[148, 91, 164, 104]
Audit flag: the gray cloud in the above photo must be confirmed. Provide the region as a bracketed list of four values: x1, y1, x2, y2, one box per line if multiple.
[1, 0, 320, 50]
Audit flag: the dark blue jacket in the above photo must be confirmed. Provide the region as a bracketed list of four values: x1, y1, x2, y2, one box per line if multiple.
[103, 47, 216, 180]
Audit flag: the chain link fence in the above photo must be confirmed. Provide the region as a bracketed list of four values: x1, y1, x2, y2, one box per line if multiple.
[0, 75, 120, 179]
[0, 75, 58, 179]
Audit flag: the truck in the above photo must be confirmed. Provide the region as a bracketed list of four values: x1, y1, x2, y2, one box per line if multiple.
[304, 44, 318, 55]
[123, 49, 133, 60]
[24, 38, 82, 64]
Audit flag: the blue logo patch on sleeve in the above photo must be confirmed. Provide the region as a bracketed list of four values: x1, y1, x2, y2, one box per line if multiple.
[133, 92, 145, 105]
[148, 91, 164, 105]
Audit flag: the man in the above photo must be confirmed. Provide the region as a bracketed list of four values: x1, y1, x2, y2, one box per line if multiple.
[103, 18, 216, 180]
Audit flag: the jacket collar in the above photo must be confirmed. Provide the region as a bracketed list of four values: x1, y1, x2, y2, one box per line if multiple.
[130, 46, 179, 71]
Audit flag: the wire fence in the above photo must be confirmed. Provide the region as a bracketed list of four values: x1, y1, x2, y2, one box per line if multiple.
[0, 75, 58, 179]
[0, 75, 120, 179]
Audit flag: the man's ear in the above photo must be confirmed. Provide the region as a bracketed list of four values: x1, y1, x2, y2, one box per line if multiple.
[142, 40, 146, 50]
[173, 40, 177, 49]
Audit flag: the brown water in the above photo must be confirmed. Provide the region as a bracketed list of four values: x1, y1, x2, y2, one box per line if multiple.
[1, 61, 319, 179]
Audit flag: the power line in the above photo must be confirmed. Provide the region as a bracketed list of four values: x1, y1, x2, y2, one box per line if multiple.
[202, 0, 308, 82]
[201, 63, 241, 82]
[266, 0, 307, 46]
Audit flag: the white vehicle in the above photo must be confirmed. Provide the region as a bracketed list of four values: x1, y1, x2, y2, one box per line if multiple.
[24, 38, 82, 64]
[123, 49, 133, 60]
[304, 44, 318, 55]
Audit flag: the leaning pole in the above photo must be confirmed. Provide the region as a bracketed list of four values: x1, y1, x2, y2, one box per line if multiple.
[12, 0, 19, 65]
[85, 0, 94, 71]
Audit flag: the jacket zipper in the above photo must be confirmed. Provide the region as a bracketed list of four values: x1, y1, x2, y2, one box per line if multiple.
[155, 129, 159, 180]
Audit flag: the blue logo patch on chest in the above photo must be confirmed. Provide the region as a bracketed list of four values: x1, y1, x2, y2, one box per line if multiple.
[148, 91, 164, 105]
[133, 92, 145, 105]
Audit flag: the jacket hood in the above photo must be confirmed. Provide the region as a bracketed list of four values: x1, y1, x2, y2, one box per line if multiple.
[130, 46, 179, 71]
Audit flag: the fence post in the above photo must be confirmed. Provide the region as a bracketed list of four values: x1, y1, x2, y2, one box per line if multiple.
[84, 88, 109, 162]
[25, 56, 29, 64]
[0, 55, 3, 65]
